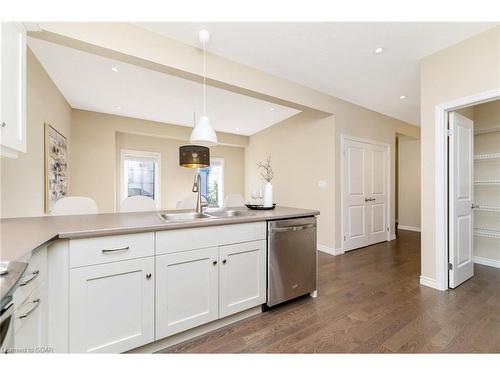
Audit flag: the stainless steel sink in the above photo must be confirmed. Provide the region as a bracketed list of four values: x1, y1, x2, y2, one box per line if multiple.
[206, 209, 256, 218]
[159, 209, 256, 222]
[159, 212, 213, 222]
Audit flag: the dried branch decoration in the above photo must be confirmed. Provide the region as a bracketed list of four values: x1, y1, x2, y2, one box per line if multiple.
[257, 155, 274, 183]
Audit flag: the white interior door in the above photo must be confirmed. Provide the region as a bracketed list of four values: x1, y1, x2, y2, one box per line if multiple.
[448, 112, 474, 288]
[343, 138, 389, 251]
[367, 144, 389, 244]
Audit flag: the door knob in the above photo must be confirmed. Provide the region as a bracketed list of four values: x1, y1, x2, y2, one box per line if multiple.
[146, 273, 152, 279]
[213, 260, 218, 265]
[222, 259, 227, 264]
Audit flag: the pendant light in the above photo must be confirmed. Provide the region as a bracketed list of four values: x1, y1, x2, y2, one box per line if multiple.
[190, 29, 218, 146]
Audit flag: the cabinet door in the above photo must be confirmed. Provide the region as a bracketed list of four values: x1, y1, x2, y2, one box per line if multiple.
[219, 240, 266, 318]
[1, 22, 26, 155]
[156, 247, 218, 339]
[69, 257, 154, 353]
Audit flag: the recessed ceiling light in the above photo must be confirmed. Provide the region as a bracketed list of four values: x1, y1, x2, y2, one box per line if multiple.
[270, 107, 275, 111]
[374, 47, 384, 54]
[111, 67, 119, 72]
[399, 95, 406, 100]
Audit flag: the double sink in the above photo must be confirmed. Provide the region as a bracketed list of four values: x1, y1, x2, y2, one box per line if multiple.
[159, 208, 257, 222]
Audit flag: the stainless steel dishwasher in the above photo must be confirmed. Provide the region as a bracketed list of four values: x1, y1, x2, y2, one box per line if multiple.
[267, 216, 317, 307]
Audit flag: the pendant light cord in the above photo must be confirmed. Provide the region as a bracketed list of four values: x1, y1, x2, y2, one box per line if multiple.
[203, 41, 206, 115]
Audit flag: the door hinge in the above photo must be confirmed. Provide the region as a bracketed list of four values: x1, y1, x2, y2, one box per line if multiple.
[447, 128, 453, 137]
[343, 235, 346, 241]
[448, 263, 453, 270]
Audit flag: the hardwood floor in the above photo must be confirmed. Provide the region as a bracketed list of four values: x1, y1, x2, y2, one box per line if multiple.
[160, 230, 500, 353]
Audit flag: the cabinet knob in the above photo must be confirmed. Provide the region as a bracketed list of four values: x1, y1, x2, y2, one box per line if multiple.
[222, 259, 227, 264]
[146, 273, 152, 279]
[212, 260, 217, 266]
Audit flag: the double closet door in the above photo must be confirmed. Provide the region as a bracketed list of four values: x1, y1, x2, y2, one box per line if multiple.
[343, 138, 389, 251]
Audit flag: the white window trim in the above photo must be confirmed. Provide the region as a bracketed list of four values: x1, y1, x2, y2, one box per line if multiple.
[204, 157, 224, 207]
[120, 149, 161, 208]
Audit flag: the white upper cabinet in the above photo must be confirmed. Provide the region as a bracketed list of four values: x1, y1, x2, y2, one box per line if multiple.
[0, 22, 26, 158]
[219, 240, 266, 318]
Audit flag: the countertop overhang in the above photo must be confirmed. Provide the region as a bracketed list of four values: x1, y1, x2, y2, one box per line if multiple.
[0, 206, 319, 262]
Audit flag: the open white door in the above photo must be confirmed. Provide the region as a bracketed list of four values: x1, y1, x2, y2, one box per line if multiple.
[343, 138, 389, 252]
[448, 112, 474, 288]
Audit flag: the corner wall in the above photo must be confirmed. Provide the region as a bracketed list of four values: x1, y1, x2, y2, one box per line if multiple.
[1, 48, 72, 218]
[420, 26, 500, 281]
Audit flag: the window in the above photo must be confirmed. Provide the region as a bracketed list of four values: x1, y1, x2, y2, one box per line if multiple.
[199, 158, 224, 207]
[121, 150, 161, 207]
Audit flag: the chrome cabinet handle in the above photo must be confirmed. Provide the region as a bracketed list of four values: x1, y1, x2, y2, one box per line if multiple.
[18, 298, 41, 319]
[213, 260, 218, 265]
[19, 270, 40, 286]
[146, 273, 152, 279]
[222, 259, 227, 264]
[101, 246, 130, 253]
[364, 197, 370, 202]
[371, 198, 376, 202]
[471, 203, 479, 209]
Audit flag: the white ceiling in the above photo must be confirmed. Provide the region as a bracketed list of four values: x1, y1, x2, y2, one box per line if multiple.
[27, 37, 300, 136]
[137, 22, 498, 126]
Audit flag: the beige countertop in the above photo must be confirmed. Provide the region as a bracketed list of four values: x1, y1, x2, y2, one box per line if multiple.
[0, 206, 319, 262]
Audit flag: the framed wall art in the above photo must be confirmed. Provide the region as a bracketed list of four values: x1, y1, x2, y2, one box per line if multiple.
[44, 123, 68, 213]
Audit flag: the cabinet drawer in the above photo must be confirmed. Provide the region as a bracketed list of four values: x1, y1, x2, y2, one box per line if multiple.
[70, 233, 154, 268]
[14, 247, 47, 306]
[156, 222, 266, 255]
[14, 286, 45, 349]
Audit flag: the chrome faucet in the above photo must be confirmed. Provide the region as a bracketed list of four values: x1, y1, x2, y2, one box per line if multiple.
[192, 172, 208, 214]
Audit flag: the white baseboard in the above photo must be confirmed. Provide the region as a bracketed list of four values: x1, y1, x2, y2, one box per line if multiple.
[419, 275, 438, 289]
[474, 256, 500, 269]
[398, 225, 421, 232]
[318, 244, 344, 256]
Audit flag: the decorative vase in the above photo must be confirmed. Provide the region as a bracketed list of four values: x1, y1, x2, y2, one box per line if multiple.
[263, 182, 273, 207]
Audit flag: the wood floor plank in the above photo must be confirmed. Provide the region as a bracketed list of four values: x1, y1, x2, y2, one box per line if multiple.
[159, 230, 500, 354]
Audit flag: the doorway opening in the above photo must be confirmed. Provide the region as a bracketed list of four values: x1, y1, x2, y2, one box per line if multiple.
[434, 91, 500, 290]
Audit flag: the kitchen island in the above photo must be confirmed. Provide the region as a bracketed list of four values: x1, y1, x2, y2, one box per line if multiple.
[0, 206, 319, 353]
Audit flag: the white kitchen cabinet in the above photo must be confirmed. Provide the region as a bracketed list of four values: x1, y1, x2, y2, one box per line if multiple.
[156, 247, 219, 339]
[1, 22, 26, 158]
[219, 240, 266, 318]
[69, 257, 154, 353]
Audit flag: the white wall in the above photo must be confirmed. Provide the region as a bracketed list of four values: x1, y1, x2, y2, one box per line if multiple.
[398, 136, 421, 231]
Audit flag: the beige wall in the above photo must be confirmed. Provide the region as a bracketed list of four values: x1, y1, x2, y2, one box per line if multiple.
[398, 135, 421, 230]
[246, 112, 335, 249]
[246, 106, 419, 251]
[71, 110, 248, 213]
[116, 132, 245, 210]
[1, 48, 72, 218]
[420, 26, 500, 280]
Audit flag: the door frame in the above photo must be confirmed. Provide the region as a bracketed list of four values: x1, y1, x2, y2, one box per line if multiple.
[340, 134, 392, 253]
[432, 88, 500, 291]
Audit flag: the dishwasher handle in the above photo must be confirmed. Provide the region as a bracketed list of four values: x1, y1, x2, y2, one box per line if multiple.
[270, 223, 316, 233]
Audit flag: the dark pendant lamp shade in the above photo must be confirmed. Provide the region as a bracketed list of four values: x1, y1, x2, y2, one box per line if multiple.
[179, 145, 210, 168]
